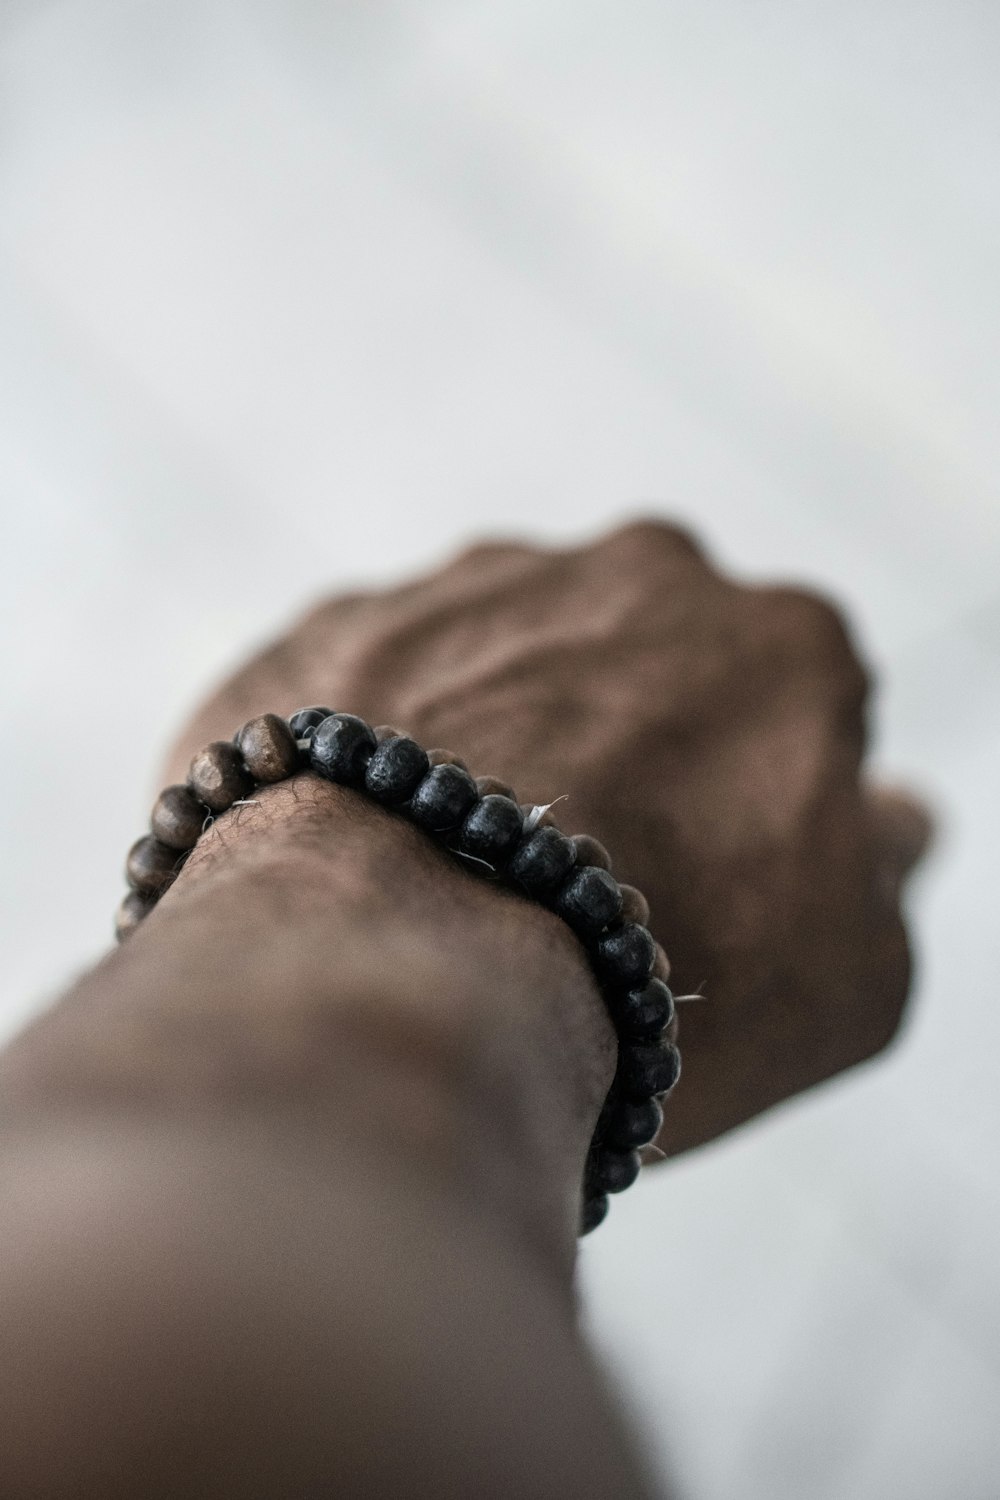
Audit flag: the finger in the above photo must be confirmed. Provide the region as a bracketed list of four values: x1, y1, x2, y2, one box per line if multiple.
[866, 783, 935, 901]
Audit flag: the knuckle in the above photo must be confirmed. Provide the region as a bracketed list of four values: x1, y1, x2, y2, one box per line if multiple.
[446, 537, 535, 570]
[760, 584, 871, 700]
[764, 585, 858, 660]
[599, 515, 710, 565]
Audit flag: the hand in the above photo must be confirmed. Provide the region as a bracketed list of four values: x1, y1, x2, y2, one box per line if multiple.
[163, 520, 929, 1157]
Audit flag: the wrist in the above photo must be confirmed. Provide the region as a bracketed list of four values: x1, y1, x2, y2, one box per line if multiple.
[3, 774, 616, 1275]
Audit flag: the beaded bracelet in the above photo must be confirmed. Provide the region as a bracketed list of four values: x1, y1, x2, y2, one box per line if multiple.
[116, 710, 681, 1236]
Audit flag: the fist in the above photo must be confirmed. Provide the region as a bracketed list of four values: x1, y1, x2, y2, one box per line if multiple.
[164, 520, 929, 1157]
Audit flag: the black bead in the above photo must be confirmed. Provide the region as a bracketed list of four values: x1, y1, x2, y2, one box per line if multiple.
[458, 795, 524, 868]
[365, 736, 430, 805]
[594, 1089, 619, 1140]
[609, 977, 675, 1040]
[287, 705, 334, 743]
[618, 1039, 682, 1100]
[603, 1095, 663, 1151]
[595, 921, 656, 989]
[552, 864, 623, 938]
[407, 763, 479, 833]
[506, 826, 576, 896]
[580, 1194, 610, 1236]
[309, 713, 376, 785]
[588, 1146, 641, 1195]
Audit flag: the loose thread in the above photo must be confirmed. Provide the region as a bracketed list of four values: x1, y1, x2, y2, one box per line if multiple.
[522, 793, 569, 834]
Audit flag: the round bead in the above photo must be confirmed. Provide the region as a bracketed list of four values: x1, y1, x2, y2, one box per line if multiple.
[580, 1194, 610, 1236]
[364, 736, 430, 805]
[236, 713, 300, 783]
[150, 784, 206, 850]
[287, 705, 334, 743]
[570, 833, 612, 872]
[588, 1147, 641, 1195]
[619, 1039, 682, 1100]
[310, 713, 376, 785]
[115, 890, 152, 942]
[188, 742, 254, 813]
[374, 723, 406, 743]
[407, 763, 479, 833]
[458, 795, 524, 868]
[507, 826, 576, 896]
[610, 977, 676, 1040]
[126, 835, 181, 895]
[651, 943, 671, 981]
[595, 921, 656, 989]
[552, 865, 623, 939]
[603, 1095, 663, 1151]
[618, 883, 650, 927]
[427, 747, 470, 772]
[475, 775, 516, 801]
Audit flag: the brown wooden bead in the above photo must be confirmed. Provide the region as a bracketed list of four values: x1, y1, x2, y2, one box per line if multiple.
[151, 784, 206, 850]
[427, 747, 470, 772]
[374, 724, 406, 743]
[115, 890, 152, 942]
[188, 741, 254, 812]
[126, 835, 182, 895]
[475, 775, 516, 801]
[651, 943, 671, 981]
[570, 833, 612, 872]
[618, 883, 650, 927]
[236, 713, 300, 783]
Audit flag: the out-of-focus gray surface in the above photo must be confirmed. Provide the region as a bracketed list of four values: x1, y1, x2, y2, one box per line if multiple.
[0, 4, 997, 1496]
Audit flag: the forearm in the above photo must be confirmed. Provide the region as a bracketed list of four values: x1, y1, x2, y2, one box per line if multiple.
[0, 776, 660, 1497]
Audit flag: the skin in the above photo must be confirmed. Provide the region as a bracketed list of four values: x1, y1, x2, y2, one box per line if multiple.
[0, 521, 928, 1497]
[163, 518, 928, 1152]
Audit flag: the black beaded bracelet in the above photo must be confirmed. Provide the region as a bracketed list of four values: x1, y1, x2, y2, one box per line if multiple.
[117, 710, 681, 1237]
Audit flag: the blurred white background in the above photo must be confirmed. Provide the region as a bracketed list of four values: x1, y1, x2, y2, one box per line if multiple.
[1, 3, 998, 1496]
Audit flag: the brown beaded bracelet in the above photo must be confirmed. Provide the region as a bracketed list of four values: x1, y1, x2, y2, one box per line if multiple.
[117, 709, 681, 1236]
